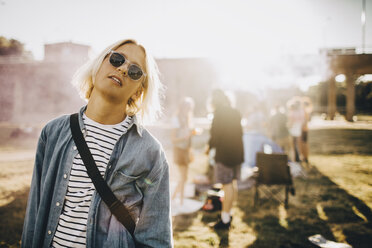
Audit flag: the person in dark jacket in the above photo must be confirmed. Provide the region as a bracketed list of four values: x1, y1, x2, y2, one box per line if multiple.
[207, 89, 244, 230]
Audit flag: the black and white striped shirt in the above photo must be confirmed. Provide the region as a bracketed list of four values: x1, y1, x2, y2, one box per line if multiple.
[52, 114, 133, 248]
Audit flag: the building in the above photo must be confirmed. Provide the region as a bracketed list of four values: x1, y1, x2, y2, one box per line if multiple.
[0, 42, 90, 123]
[0, 42, 219, 124]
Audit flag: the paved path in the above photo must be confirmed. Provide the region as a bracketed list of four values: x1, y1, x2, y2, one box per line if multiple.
[309, 116, 372, 130]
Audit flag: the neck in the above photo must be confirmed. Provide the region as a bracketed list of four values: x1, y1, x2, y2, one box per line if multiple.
[86, 91, 127, 125]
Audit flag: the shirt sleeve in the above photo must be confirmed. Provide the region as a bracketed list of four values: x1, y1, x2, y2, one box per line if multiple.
[134, 150, 173, 247]
[21, 129, 46, 247]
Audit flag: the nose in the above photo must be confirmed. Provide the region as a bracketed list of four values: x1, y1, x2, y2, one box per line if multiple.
[116, 63, 129, 76]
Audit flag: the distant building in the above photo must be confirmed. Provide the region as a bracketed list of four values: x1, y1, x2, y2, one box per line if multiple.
[44, 42, 91, 64]
[0, 42, 90, 123]
[0, 42, 219, 124]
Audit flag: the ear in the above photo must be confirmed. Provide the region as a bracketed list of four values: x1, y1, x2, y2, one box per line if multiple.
[130, 86, 143, 102]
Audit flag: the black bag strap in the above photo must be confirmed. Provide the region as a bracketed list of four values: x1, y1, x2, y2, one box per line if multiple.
[69, 113, 135, 236]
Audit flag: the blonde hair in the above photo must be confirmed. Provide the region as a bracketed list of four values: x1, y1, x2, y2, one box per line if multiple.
[71, 39, 164, 124]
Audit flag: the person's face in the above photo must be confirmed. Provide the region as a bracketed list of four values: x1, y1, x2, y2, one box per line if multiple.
[93, 43, 146, 104]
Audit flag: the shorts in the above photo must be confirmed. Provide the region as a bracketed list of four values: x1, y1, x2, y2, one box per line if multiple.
[214, 162, 241, 185]
[173, 147, 190, 166]
[289, 123, 302, 137]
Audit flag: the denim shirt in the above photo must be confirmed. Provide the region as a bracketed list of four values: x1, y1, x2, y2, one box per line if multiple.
[22, 106, 173, 248]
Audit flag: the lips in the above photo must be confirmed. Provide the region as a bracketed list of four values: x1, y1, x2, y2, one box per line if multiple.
[108, 75, 122, 86]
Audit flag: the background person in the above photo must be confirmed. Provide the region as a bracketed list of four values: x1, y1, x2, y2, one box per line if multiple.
[287, 97, 305, 162]
[245, 103, 268, 135]
[300, 96, 313, 165]
[269, 104, 294, 161]
[21, 39, 172, 247]
[207, 89, 244, 230]
[171, 97, 195, 206]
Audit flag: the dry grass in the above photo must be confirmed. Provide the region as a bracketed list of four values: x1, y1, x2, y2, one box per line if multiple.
[311, 155, 372, 210]
[0, 147, 34, 247]
[172, 160, 372, 248]
[0, 125, 372, 247]
[171, 126, 372, 248]
[308, 129, 372, 155]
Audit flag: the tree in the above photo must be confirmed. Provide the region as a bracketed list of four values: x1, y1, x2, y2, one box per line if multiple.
[355, 81, 372, 114]
[0, 36, 24, 55]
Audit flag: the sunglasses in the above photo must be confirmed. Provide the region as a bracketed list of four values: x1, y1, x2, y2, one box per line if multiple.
[108, 51, 146, 81]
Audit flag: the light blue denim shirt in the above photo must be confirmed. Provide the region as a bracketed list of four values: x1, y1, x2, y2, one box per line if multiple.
[22, 106, 173, 248]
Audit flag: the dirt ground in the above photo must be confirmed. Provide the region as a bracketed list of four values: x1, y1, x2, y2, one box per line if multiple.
[0, 148, 34, 247]
[0, 118, 371, 247]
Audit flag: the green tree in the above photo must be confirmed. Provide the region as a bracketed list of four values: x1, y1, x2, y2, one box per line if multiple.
[0, 36, 24, 55]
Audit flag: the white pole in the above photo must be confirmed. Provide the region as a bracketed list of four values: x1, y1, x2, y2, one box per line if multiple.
[361, 0, 366, 53]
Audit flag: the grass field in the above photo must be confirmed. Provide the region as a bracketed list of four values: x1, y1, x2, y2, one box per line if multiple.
[0, 150, 33, 248]
[0, 121, 371, 247]
[173, 125, 372, 247]
[173, 156, 372, 248]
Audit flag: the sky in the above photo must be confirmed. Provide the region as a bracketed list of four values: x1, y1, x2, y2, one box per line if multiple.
[0, 0, 371, 91]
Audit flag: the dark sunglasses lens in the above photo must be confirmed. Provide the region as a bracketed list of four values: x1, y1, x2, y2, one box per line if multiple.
[128, 65, 143, 80]
[109, 52, 125, 67]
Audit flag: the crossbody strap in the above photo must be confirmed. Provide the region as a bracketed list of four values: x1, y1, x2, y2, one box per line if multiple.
[69, 113, 135, 236]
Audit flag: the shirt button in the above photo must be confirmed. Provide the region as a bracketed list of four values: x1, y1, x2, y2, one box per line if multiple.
[48, 230, 51, 235]
[56, 202, 60, 206]
[82, 129, 85, 133]
[63, 174, 67, 179]
[73, 146, 77, 150]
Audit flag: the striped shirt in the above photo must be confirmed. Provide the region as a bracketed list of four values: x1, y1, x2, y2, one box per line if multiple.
[52, 114, 133, 248]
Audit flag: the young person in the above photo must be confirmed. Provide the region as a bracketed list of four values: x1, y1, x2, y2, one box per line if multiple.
[287, 98, 305, 163]
[207, 89, 244, 230]
[300, 97, 313, 165]
[171, 97, 195, 206]
[22, 39, 173, 247]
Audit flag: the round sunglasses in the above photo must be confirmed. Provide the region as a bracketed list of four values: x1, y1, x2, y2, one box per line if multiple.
[108, 51, 146, 81]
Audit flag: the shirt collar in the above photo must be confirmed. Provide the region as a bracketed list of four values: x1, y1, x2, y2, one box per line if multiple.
[131, 115, 143, 137]
[78, 105, 143, 137]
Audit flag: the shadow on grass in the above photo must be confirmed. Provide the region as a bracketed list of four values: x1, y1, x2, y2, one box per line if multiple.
[309, 129, 372, 155]
[214, 229, 229, 248]
[172, 211, 198, 232]
[199, 210, 230, 247]
[237, 166, 372, 248]
[0, 188, 29, 248]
